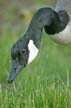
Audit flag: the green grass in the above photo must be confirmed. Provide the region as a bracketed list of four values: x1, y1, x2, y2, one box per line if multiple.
[1, 1, 71, 107]
[0, 26, 71, 108]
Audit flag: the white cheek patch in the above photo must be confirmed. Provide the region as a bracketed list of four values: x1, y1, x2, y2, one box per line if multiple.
[28, 40, 39, 64]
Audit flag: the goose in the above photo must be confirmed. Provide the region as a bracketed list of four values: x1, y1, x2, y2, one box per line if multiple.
[8, 0, 71, 83]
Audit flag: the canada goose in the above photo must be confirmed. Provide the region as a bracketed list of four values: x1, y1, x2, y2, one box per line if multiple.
[8, 0, 71, 83]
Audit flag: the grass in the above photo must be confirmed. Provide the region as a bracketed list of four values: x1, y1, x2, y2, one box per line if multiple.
[1, 3, 71, 106]
[0, 27, 71, 108]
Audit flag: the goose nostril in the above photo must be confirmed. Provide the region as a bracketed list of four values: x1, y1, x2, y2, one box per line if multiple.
[14, 67, 17, 71]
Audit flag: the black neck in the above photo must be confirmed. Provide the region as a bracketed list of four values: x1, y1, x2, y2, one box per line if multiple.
[26, 8, 69, 47]
[45, 10, 69, 35]
[26, 8, 55, 48]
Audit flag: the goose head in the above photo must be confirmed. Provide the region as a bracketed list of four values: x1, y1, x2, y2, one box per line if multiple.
[8, 35, 39, 83]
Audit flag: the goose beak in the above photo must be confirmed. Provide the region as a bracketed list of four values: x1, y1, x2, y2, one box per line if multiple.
[8, 61, 24, 83]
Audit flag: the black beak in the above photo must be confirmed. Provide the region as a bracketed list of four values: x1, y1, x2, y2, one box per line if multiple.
[8, 79, 13, 83]
[8, 62, 23, 83]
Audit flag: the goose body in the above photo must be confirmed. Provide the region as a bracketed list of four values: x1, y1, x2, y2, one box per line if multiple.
[8, 0, 71, 83]
[51, 0, 71, 43]
[51, 20, 71, 43]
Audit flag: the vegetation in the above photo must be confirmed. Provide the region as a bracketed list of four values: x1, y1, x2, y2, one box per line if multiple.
[0, 28, 71, 107]
[0, 0, 71, 107]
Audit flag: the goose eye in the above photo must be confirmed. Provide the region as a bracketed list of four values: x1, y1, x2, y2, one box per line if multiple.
[21, 49, 26, 54]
